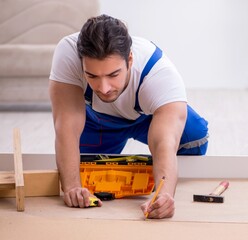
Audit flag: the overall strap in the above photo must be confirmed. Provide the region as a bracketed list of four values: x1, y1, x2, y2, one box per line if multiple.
[84, 84, 93, 106]
[134, 45, 163, 113]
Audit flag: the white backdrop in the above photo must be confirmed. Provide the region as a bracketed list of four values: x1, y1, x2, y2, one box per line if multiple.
[100, 0, 248, 89]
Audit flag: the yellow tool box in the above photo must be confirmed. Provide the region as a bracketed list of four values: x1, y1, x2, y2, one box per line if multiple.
[80, 154, 154, 200]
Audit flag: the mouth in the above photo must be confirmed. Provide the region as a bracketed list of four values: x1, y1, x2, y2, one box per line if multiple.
[97, 91, 118, 103]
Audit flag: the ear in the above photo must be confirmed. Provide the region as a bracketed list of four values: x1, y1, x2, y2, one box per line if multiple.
[128, 51, 133, 69]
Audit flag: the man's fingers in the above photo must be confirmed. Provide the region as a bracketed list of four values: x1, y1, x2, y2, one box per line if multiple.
[63, 187, 87, 207]
[148, 198, 175, 218]
[140, 202, 149, 215]
[63, 187, 102, 208]
[64, 193, 73, 207]
[141, 193, 175, 219]
[97, 199, 103, 207]
[76, 189, 85, 208]
[81, 188, 91, 207]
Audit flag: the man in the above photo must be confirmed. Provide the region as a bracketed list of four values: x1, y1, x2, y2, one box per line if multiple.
[49, 14, 208, 219]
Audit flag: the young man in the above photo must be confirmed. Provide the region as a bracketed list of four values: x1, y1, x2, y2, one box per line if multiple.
[49, 14, 208, 218]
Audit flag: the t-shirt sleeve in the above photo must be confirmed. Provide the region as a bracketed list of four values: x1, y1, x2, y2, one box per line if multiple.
[138, 57, 187, 114]
[49, 36, 86, 90]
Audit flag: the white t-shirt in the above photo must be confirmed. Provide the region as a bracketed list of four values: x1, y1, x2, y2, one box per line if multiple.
[50, 33, 187, 120]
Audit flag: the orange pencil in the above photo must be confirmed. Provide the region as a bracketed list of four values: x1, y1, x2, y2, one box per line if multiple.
[145, 176, 165, 219]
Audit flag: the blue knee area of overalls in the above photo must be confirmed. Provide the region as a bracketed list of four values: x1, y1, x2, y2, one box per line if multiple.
[177, 142, 208, 155]
[177, 105, 209, 155]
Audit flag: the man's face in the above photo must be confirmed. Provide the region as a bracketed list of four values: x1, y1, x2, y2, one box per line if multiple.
[82, 53, 132, 103]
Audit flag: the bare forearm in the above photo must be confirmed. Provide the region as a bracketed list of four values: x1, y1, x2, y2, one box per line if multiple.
[141, 103, 186, 218]
[55, 134, 81, 192]
[53, 108, 85, 192]
[143, 137, 178, 218]
[148, 102, 186, 195]
[49, 81, 99, 208]
[150, 142, 178, 196]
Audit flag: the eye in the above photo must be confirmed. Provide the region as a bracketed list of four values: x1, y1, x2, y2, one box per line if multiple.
[109, 73, 119, 78]
[87, 75, 97, 79]
[86, 74, 97, 79]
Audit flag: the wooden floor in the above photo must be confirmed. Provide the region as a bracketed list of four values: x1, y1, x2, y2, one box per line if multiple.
[1, 215, 247, 240]
[1, 179, 248, 223]
[0, 89, 248, 156]
[1, 179, 248, 240]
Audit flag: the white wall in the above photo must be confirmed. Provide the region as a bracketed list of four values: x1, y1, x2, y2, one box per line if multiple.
[100, 0, 248, 89]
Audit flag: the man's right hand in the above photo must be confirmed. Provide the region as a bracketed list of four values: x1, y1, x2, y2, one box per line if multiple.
[63, 187, 103, 208]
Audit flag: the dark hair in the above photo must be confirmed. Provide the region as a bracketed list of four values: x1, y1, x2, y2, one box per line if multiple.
[77, 14, 132, 66]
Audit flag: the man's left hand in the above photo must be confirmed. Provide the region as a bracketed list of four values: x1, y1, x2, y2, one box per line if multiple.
[141, 193, 175, 219]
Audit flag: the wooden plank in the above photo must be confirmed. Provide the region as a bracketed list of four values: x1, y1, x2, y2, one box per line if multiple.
[23, 170, 60, 197]
[0, 172, 15, 189]
[15, 186, 25, 211]
[13, 128, 25, 211]
[0, 170, 60, 197]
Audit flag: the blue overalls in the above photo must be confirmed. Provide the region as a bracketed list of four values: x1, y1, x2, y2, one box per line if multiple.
[80, 46, 209, 155]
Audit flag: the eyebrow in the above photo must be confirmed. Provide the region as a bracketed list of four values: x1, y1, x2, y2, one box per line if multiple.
[84, 68, 122, 77]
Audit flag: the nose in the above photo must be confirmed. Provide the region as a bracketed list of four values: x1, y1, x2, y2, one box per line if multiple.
[97, 79, 111, 94]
